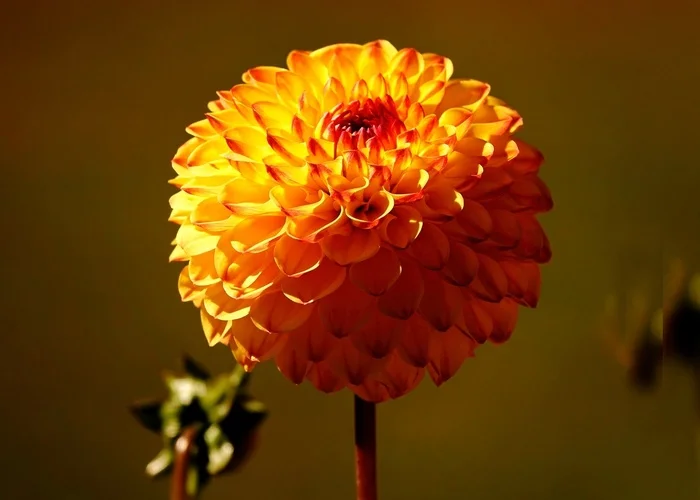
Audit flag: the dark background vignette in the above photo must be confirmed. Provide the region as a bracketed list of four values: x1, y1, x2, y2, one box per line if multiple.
[1, 0, 697, 499]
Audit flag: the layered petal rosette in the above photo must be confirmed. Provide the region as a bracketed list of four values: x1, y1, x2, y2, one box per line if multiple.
[169, 40, 552, 402]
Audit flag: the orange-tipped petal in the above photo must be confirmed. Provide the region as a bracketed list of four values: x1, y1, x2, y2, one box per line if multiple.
[460, 296, 494, 344]
[377, 205, 423, 249]
[327, 338, 385, 385]
[230, 316, 286, 362]
[350, 311, 404, 359]
[349, 247, 401, 296]
[188, 251, 219, 286]
[273, 234, 324, 277]
[500, 260, 541, 307]
[275, 343, 311, 384]
[230, 215, 287, 254]
[377, 256, 424, 320]
[281, 257, 346, 304]
[203, 283, 253, 321]
[406, 222, 450, 270]
[442, 240, 479, 287]
[320, 227, 381, 265]
[318, 279, 375, 338]
[398, 314, 437, 367]
[200, 308, 232, 346]
[481, 299, 519, 344]
[418, 270, 463, 331]
[378, 351, 425, 399]
[178, 266, 206, 303]
[250, 291, 315, 333]
[427, 326, 477, 386]
[307, 361, 346, 393]
[469, 253, 508, 303]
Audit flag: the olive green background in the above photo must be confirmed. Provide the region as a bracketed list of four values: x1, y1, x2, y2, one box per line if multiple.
[2, 0, 698, 499]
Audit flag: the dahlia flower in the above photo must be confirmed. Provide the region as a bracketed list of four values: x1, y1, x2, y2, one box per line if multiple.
[169, 40, 552, 403]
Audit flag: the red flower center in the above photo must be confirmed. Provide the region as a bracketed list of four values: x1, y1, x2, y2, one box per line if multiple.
[325, 97, 406, 153]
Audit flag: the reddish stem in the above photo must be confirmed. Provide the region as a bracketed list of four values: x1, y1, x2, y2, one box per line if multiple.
[354, 395, 378, 500]
[171, 426, 198, 500]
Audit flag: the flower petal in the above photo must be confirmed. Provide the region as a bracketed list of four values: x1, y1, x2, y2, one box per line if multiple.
[230, 215, 287, 254]
[273, 234, 324, 277]
[469, 253, 508, 303]
[200, 309, 232, 346]
[406, 222, 450, 270]
[427, 326, 477, 386]
[350, 310, 404, 359]
[281, 257, 346, 305]
[377, 256, 424, 320]
[307, 361, 346, 393]
[417, 270, 463, 331]
[327, 338, 385, 385]
[318, 279, 375, 338]
[250, 291, 315, 333]
[481, 299, 519, 344]
[349, 247, 402, 296]
[398, 314, 437, 367]
[320, 227, 381, 265]
[442, 240, 479, 287]
[230, 316, 286, 364]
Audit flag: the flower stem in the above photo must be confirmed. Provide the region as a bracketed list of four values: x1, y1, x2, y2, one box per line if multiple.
[171, 426, 198, 500]
[354, 395, 378, 500]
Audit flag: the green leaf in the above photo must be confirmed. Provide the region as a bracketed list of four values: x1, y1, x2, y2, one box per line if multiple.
[182, 355, 211, 381]
[145, 448, 173, 478]
[129, 400, 163, 434]
[186, 464, 200, 498]
[204, 425, 235, 475]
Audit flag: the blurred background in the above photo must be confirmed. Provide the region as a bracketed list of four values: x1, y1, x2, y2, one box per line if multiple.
[2, 0, 698, 498]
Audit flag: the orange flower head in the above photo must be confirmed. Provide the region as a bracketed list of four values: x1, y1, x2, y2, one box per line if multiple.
[169, 40, 553, 402]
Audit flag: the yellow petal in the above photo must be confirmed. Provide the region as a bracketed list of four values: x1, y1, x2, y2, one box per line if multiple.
[178, 266, 205, 303]
[190, 198, 239, 232]
[188, 251, 219, 286]
[253, 101, 295, 130]
[187, 137, 229, 166]
[358, 40, 397, 80]
[287, 209, 346, 243]
[250, 291, 314, 333]
[349, 247, 401, 296]
[282, 257, 346, 305]
[320, 227, 381, 266]
[200, 308, 232, 346]
[176, 223, 219, 256]
[377, 256, 424, 320]
[388, 48, 424, 82]
[203, 283, 253, 321]
[406, 222, 450, 270]
[318, 279, 375, 338]
[219, 178, 279, 216]
[434, 80, 490, 115]
[230, 215, 287, 254]
[273, 234, 323, 277]
[287, 50, 328, 87]
[275, 70, 310, 105]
